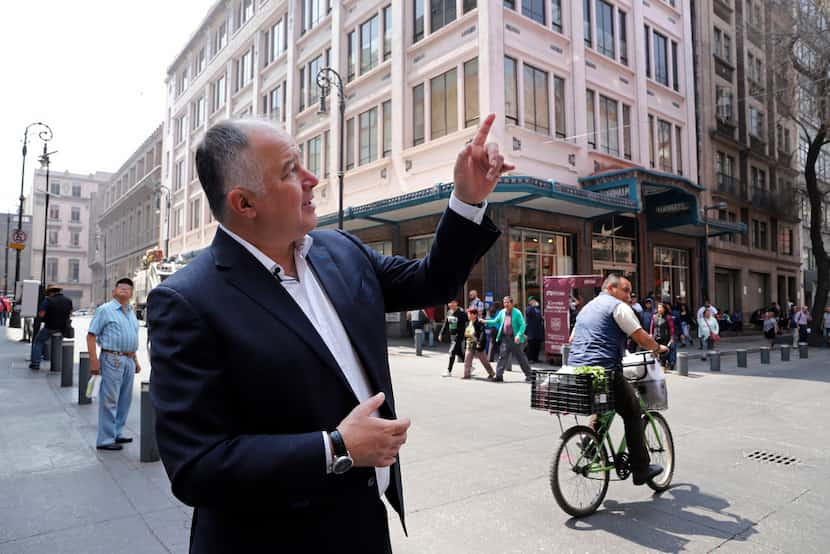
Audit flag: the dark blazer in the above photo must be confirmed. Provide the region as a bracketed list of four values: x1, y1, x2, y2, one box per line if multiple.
[439, 307, 468, 342]
[524, 305, 544, 341]
[147, 208, 500, 553]
[467, 319, 488, 351]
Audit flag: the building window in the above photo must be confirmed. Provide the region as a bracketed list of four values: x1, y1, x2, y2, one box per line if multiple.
[586, 89, 596, 148]
[716, 86, 733, 121]
[71, 231, 80, 247]
[383, 5, 392, 61]
[173, 207, 183, 237]
[50, 182, 60, 195]
[653, 247, 690, 302]
[622, 104, 632, 160]
[212, 21, 228, 56]
[523, 0, 545, 25]
[749, 107, 765, 138]
[46, 258, 58, 282]
[174, 159, 185, 191]
[644, 25, 651, 78]
[595, 0, 615, 59]
[268, 84, 284, 121]
[583, 0, 592, 47]
[509, 227, 574, 307]
[779, 226, 793, 255]
[71, 207, 81, 223]
[306, 136, 321, 177]
[266, 17, 286, 64]
[619, 10, 628, 65]
[359, 108, 379, 165]
[382, 100, 392, 157]
[671, 41, 679, 92]
[657, 119, 672, 172]
[236, 47, 254, 91]
[552, 0, 563, 33]
[648, 114, 655, 167]
[599, 94, 619, 156]
[49, 206, 60, 220]
[302, 0, 327, 33]
[430, 67, 458, 140]
[323, 130, 330, 177]
[464, 58, 479, 127]
[653, 31, 668, 86]
[299, 67, 305, 111]
[48, 229, 58, 245]
[464, 0, 476, 12]
[346, 117, 355, 169]
[752, 219, 768, 249]
[308, 55, 323, 107]
[237, 0, 254, 29]
[714, 27, 731, 62]
[414, 0, 425, 42]
[192, 96, 206, 129]
[212, 75, 227, 112]
[195, 47, 206, 75]
[347, 32, 356, 81]
[431, 0, 457, 34]
[413, 84, 425, 145]
[524, 63, 549, 134]
[175, 115, 186, 144]
[189, 197, 201, 231]
[72, 184, 81, 197]
[675, 126, 683, 175]
[367, 240, 393, 256]
[360, 14, 379, 74]
[553, 76, 566, 139]
[505, 56, 519, 124]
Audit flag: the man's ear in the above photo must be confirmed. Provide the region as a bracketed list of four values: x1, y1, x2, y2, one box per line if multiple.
[226, 188, 257, 219]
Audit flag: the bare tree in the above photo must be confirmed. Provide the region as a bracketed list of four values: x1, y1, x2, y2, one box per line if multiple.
[773, 0, 830, 339]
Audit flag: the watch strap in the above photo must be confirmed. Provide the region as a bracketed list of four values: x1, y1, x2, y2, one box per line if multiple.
[330, 429, 348, 457]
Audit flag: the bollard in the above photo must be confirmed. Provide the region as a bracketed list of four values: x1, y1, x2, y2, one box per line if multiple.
[709, 351, 721, 372]
[414, 329, 423, 356]
[760, 347, 770, 364]
[50, 333, 63, 372]
[736, 349, 748, 368]
[61, 339, 74, 387]
[78, 352, 91, 405]
[561, 344, 570, 366]
[677, 352, 689, 376]
[780, 344, 791, 362]
[798, 342, 808, 359]
[140, 381, 160, 463]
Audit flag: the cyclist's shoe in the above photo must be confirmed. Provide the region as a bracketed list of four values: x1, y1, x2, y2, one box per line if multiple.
[632, 464, 663, 485]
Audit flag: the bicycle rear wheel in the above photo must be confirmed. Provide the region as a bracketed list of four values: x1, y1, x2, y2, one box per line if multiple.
[642, 411, 675, 492]
[550, 425, 609, 517]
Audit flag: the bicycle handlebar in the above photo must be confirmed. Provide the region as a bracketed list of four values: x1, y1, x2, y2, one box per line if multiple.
[621, 350, 653, 381]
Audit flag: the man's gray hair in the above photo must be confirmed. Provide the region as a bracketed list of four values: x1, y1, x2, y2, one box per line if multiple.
[195, 119, 271, 222]
[602, 273, 626, 292]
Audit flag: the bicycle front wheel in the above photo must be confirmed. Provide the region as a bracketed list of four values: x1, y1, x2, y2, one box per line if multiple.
[550, 425, 609, 517]
[642, 411, 675, 492]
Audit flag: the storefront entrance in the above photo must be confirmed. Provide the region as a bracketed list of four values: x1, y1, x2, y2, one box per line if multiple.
[653, 246, 691, 303]
[509, 227, 574, 308]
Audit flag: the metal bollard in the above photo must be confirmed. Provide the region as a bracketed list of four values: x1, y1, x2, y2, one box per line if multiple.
[561, 344, 570, 366]
[50, 333, 63, 372]
[677, 351, 689, 376]
[78, 352, 91, 405]
[760, 347, 770, 364]
[61, 339, 74, 387]
[736, 349, 748, 368]
[140, 381, 160, 463]
[709, 351, 721, 372]
[798, 342, 808, 359]
[414, 329, 423, 356]
[780, 344, 791, 362]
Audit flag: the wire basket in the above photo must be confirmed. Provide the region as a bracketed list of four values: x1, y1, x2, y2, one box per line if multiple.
[530, 369, 616, 415]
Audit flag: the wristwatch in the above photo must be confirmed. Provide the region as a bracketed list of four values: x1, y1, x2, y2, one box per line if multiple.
[329, 429, 354, 475]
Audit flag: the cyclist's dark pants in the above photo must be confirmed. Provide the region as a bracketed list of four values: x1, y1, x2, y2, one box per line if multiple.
[591, 371, 649, 471]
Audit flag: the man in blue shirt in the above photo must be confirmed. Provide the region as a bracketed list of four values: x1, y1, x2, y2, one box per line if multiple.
[87, 278, 141, 451]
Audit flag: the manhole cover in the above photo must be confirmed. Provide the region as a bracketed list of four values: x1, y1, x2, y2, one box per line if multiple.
[744, 450, 800, 466]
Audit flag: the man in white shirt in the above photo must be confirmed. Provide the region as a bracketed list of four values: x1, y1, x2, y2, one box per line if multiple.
[148, 115, 512, 553]
[697, 299, 719, 320]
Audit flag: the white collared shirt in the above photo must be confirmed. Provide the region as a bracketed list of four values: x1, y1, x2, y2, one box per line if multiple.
[219, 192, 486, 497]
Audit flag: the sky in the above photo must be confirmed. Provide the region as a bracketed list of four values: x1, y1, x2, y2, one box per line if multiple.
[0, 0, 216, 214]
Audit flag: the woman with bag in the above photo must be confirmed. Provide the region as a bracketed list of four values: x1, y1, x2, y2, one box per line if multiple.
[462, 308, 495, 379]
[650, 302, 675, 371]
[698, 308, 720, 360]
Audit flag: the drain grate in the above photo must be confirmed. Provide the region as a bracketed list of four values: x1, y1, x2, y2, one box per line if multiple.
[744, 450, 800, 466]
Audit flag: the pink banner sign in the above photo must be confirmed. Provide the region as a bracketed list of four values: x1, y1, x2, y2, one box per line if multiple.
[543, 275, 603, 357]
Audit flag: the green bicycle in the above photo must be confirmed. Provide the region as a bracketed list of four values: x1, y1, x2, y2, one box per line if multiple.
[531, 353, 675, 517]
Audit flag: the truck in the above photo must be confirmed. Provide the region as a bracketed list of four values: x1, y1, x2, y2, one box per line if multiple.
[133, 248, 188, 321]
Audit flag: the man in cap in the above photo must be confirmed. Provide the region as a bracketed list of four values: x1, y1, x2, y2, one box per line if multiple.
[28, 284, 73, 370]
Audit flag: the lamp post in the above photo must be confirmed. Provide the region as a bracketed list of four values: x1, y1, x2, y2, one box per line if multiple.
[702, 201, 728, 306]
[96, 232, 107, 300]
[38, 143, 58, 294]
[10, 122, 52, 328]
[316, 67, 346, 230]
[153, 184, 172, 258]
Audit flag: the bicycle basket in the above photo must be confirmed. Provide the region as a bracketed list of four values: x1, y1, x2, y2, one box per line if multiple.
[530, 369, 615, 415]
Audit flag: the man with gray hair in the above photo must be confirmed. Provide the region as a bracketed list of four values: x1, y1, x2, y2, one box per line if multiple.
[148, 114, 512, 552]
[567, 274, 668, 486]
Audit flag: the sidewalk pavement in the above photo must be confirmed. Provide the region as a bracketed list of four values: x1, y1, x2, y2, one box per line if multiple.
[0, 326, 191, 554]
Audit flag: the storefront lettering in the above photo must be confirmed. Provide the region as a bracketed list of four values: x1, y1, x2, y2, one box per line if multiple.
[655, 202, 690, 215]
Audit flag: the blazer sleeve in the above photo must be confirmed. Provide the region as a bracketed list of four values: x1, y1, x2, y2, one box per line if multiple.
[148, 285, 328, 509]
[342, 208, 500, 313]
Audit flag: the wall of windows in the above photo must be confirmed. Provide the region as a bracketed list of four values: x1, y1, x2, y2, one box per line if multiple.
[510, 227, 574, 309]
[653, 246, 690, 303]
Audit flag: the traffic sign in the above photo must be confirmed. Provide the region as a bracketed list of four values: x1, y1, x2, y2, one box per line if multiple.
[12, 229, 26, 243]
[8, 243, 25, 251]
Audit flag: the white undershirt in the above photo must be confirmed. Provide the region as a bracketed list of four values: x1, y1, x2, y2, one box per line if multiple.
[613, 303, 643, 336]
[218, 192, 486, 497]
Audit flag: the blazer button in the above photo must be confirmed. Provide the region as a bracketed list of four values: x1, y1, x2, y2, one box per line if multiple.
[367, 476, 376, 488]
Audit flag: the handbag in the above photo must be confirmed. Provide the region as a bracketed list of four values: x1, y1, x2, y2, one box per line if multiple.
[705, 319, 720, 342]
[63, 319, 75, 339]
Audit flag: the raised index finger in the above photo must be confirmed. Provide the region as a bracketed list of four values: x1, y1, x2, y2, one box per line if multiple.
[472, 113, 496, 146]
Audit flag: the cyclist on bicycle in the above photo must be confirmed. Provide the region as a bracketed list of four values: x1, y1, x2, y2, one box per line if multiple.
[567, 274, 668, 486]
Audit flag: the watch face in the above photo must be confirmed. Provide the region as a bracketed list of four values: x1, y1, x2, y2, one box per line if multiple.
[332, 456, 353, 474]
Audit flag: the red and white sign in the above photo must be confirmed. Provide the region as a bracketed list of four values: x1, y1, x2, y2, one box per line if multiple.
[543, 275, 603, 357]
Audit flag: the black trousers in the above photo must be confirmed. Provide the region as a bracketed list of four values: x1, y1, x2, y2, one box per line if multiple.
[447, 337, 465, 372]
[593, 371, 649, 471]
[526, 338, 543, 362]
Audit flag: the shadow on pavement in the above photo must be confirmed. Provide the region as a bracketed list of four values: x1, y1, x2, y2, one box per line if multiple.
[564, 483, 756, 552]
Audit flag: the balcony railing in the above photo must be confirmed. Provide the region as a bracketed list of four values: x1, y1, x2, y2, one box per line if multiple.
[714, 55, 734, 82]
[716, 173, 739, 196]
[751, 187, 773, 210]
[713, 0, 732, 23]
[715, 118, 737, 140]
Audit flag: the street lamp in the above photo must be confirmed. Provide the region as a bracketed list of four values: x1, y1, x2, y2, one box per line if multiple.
[95, 232, 107, 299]
[38, 144, 58, 294]
[316, 67, 346, 230]
[152, 184, 172, 258]
[702, 201, 728, 305]
[10, 122, 52, 328]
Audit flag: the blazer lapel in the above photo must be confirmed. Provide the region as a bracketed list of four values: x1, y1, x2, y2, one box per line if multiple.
[211, 230, 357, 399]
